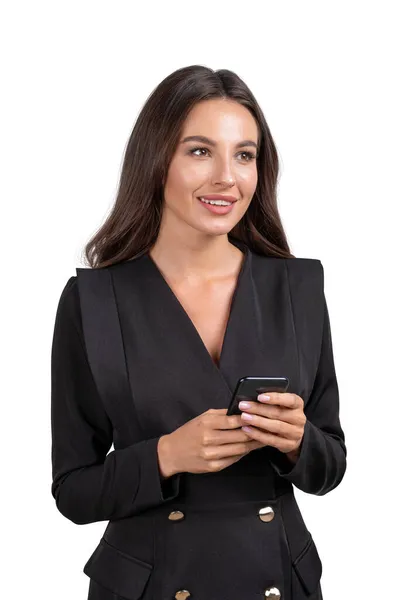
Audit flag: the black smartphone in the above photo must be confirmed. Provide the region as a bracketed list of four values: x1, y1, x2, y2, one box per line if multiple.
[226, 376, 289, 416]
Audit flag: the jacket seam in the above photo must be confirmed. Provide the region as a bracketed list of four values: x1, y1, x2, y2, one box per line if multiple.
[284, 259, 301, 391]
[109, 269, 143, 438]
[293, 532, 312, 566]
[70, 278, 111, 423]
[101, 536, 153, 570]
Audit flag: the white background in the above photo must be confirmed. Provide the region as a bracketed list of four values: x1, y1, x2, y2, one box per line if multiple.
[2, 1, 407, 598]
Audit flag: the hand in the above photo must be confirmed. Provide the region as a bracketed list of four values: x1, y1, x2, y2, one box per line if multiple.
[238, 392, 306, 461]
[161, 408, 265, 476]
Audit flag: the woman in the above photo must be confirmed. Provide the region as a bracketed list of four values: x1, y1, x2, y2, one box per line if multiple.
[51, 65, 347, 600]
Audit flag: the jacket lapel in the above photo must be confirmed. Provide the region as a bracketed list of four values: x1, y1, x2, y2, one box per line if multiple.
[110, 244, 299, 437]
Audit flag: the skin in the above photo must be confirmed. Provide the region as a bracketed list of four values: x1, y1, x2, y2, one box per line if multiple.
[151, 97, 259, 280]
[153, 98, 306, 477]
[239, 392, 306, 464]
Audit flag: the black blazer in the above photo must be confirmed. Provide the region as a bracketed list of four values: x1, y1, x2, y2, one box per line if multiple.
[50, 239, 346, 600]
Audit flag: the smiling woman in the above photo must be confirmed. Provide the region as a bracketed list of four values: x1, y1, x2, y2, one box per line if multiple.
[81, 66, 290, 270]
[51, 64, 346, 600]
[143, 96, 261, 264]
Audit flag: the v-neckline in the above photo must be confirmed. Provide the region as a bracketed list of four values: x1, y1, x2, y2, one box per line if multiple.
[144, 239, 250, 382]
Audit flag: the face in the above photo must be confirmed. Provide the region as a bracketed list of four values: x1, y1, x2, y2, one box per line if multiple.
[162, 98, 259, 240]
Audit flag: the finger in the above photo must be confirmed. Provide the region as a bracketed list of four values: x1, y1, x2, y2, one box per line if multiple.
[209, 411, 242, 429]
[249, 440, 266, 450]
[241, 413, 295, 439]
[241, 403, 300, 424]
[257, 392, 301, 409]
[241, 425, 294, 452]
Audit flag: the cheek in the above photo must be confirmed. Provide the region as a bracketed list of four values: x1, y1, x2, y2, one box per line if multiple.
[239, 165, 258, 192]
[166, 162, 210, 198]
[234, 168, 257, 210]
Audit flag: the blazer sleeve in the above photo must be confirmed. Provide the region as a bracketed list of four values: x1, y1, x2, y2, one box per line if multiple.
[50, 276, 181, 525]
[267, 263, 347, 495]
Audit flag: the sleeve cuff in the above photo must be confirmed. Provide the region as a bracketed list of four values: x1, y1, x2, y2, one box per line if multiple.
[267, 418, 312, 478]
[138, 436, 181, 507]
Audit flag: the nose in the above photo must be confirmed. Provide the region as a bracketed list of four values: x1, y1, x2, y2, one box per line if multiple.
[211, 157, 236, 187]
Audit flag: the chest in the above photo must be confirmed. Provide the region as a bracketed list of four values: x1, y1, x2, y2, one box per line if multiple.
[167, 277, 238, 366]
[90, 252, 314, 442]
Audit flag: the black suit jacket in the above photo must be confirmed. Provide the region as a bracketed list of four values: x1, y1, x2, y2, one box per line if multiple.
[50, 239, 346, 600]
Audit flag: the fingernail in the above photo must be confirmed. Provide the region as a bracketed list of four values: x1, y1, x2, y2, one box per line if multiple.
[239, 401, 251, 410]
[258, 394, 270, 402]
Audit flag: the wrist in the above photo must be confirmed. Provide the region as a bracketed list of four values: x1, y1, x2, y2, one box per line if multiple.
[157, 434, 177, 479]
[286, 444, 301, 464]
[286, 451, 299, 464]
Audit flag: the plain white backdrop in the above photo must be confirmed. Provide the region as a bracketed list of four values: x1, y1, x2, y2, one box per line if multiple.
[2, 1, 407, 598]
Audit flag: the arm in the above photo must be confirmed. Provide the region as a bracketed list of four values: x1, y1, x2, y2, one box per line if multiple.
[50, 277, 181, 525]
[267, 281, 347, 495]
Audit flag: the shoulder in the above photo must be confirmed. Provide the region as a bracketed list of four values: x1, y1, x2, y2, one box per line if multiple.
[58, 274, 79, 303]
[283, 258, 324, 304]
[284, 256, 323, 271]
[251, 255, 325, 307]
[55, 275, 81, 330]
[57, 275, 78, 307]
[282, 259, 326, 333]
[254, 252, 323, 281]
[284, 257, 324, 285]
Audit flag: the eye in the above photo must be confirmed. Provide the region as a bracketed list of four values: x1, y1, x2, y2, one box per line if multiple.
[188, 147, 257, 161]
[189, 146, 210, 157]
[239, 151, 257, 162]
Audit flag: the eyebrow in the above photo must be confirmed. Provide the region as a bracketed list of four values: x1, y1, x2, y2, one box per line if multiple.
[180, 135, 259, 152]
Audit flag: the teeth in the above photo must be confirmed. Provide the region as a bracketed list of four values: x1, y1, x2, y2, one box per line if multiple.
[199, 197, 233, 206]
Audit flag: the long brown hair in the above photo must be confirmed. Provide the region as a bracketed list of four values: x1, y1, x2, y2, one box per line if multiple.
[83, 65, 295, 269]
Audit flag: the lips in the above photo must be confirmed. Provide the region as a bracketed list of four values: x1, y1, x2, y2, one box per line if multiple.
[197, 196, 236, 214]
[198, 195, 238, 203]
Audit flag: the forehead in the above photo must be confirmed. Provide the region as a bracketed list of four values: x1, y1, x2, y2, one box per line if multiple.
[181, 99, 259, 141]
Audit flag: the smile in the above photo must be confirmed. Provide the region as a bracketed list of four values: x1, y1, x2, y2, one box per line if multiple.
[199, 197, 233, 206]
[197, 197, 236, 214]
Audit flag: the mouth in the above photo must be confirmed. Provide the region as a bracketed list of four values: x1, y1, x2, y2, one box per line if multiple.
[197, 196, 237, 214]
[197, 196, 237, 206]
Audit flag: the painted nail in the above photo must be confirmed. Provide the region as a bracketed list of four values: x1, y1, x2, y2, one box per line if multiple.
[258, 394, 270, 402]
[241, 412, 253, 421]
[239, 401, 251, 410]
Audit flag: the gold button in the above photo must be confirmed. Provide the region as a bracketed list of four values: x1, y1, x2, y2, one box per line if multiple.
[264, 586, 281, 598]
[258, 506, 275, 522]
[175, 590, 191, 599]
[168, 510, 185, 521]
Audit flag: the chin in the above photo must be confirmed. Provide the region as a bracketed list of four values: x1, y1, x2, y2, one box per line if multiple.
[191, 220, 235, 236]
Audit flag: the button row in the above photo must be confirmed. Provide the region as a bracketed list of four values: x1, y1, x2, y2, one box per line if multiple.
[174, 586, 281, 599]
[168, 505, 275, 523]
[169, 505, 281, 599]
